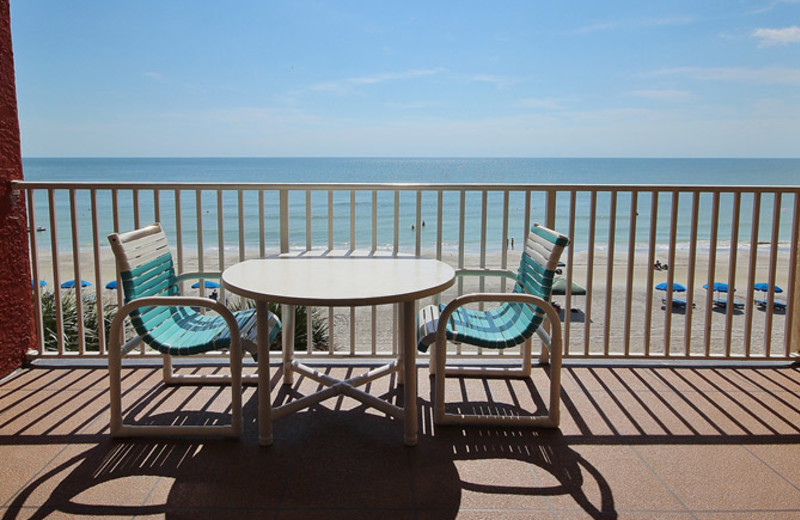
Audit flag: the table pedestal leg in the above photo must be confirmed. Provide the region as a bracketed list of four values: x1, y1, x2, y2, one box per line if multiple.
[282, 304, 295, 385]
[396, 303, 405, 386]
[400, 300, 418, 446]
[256, 300, 273, 446]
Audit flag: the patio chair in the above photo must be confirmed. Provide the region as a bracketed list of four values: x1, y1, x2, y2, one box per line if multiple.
[417, 223, 569, 427]
[107, 223, 281, 438]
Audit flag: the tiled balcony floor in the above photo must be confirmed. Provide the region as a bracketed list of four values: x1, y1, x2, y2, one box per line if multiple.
[1, 359, 799, 519]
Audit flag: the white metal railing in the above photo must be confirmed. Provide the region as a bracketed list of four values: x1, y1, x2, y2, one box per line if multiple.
[13, 180, 800, 361]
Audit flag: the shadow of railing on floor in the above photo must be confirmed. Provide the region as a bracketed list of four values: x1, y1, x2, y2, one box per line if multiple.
[560, 365, 800, 443]
[3, 364, 800, 519]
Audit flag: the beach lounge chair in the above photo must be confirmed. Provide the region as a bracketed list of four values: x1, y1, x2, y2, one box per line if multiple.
[655, 282, 693, 310]
[753, 283, 786, 312]
[106, 223, 281, 438]
[704, 282, 745, 311]
[712, 297, 745, 310]
[661, 297, 694, 309]
[755, 299, 787, 312]
[417, 223, 569, 427]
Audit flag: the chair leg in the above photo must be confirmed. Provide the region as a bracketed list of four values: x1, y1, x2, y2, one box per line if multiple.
[162, 353, 239, 385]
[433, 336, 447, 424]
[162, 354, 174, 383]
[229, 338, 243, 437]
[108, 331, 124, 437]
[433, 339, 563, 428]
[546, 342, 562, 427]
[538, 335, 550, 364]
[522, 336, 532, 376]
[108, 326, 242, 438]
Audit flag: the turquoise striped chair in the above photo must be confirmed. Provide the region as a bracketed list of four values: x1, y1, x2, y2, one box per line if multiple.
[417, 223, 569, 427]
[107, 223, 281, 438]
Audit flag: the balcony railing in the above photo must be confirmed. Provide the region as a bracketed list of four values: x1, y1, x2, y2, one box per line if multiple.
[13, 180, 800, 362]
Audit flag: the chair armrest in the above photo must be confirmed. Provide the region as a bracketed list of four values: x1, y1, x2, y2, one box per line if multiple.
[435, 292, 562, 353]
[454, 268, 517, 282]
[108, 295, 241, 356]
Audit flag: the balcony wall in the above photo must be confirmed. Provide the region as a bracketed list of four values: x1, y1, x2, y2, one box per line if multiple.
[0, 1, 33, 378]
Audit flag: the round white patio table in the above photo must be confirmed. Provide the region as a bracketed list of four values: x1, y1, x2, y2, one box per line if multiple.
[222, 251, 456, 446]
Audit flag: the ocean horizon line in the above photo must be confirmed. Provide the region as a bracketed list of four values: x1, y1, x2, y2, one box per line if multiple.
[22, 155, 800, 160]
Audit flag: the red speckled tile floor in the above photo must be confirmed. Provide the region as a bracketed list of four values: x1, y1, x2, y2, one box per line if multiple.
[0, 360, 798, 519]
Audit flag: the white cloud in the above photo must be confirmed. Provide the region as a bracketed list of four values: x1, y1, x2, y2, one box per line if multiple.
[650, 15, 696, 27]
[307, 69, 445, 93]
[467, 74, 519, 88]
[652, 66, 800, 85]
[752, 26, 800, 47]
[574, 21, 615, 34]
[574, 15, 695, 34]
[752, 98, 800, 117]
[564, 107, 657, 122]
[144, 72, 163, 81]
[520, 97, 564, 110]
[747, 0, 800, 15]
[631, 89, 692, 101]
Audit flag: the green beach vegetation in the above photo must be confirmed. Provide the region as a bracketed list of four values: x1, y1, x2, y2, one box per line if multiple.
[38, 291, 328, 353]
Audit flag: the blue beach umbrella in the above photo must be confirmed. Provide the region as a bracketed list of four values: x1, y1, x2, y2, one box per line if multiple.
[31, 279, 47, 288]
[703, 282, 730, 292]
[105, 280, 118, 290]
[191, 280, 221, 289]
[61, 279, 92, 289]
[753, 282, 783, 293]
[655, 282, 686, 292]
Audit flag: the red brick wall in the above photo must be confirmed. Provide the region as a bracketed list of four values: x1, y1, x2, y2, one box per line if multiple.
[0, 0, 33, 377]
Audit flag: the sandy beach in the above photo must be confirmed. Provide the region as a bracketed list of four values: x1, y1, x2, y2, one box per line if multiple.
[30, 242, 795, 359]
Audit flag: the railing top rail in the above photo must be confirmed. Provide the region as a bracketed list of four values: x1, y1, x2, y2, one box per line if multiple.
[11, 180, 800, 193]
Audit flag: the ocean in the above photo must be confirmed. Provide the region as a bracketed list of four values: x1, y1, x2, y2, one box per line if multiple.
[23, 157, 800, 185]
[21, 157, 800, 254]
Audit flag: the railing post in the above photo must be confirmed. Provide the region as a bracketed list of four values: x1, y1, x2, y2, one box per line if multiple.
[792, 194, 800, 355]
[279, 188, 289, 254]
[279, 188, 293, 369]
[16, 180, 800, 362]
[792, 255, 800, 355]
[545, 189, 556, 229]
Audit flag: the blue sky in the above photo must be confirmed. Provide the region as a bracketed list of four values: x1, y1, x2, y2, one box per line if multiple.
[10, 0, 800, 157]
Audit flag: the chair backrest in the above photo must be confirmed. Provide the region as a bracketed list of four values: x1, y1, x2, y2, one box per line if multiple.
[507, 223, 570, 338]
[108, 223, 181, 337]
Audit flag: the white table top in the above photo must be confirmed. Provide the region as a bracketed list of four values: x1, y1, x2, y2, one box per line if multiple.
[222, 252, 456, 307]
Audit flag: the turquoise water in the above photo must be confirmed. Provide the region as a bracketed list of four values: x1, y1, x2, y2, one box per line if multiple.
[23, 157, 800, 185]
[22, 158, 800, 253]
